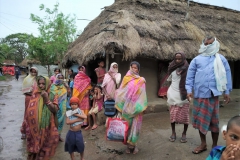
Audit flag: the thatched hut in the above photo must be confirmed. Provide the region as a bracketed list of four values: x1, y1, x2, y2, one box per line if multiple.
[62, 0, 240, 101]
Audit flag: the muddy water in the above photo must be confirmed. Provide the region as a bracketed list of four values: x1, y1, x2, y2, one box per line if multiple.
[0, 76, 240, 160]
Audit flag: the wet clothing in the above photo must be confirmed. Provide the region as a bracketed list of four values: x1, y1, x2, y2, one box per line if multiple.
[206, 146, 225, 160]
[65, 130, 84, 154]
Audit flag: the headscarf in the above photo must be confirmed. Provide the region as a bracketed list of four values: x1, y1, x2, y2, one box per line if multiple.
[168, 52, 188, 75]
[22, 67, 38, 94]
[168, 52, 189, 100]
[130, 61, 140, 73]
[199, 38, 227, 91]
[54, 74, 64, 85]
[102, 62, 121, 87]
[70, 97, 80, 105]
[36, 75, 51, 92]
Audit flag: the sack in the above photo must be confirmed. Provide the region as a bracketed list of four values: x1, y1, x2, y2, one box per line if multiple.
[104, 100, 117, 117]
[106, 118, 129, 144]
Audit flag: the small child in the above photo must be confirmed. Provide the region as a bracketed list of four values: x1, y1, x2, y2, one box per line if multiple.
[85, 86, 103, 130]
[65, 97, 87, 160]
[95, 60, 106, 86]
[206, 115, 240, 160]
[66, 73, 77, 110]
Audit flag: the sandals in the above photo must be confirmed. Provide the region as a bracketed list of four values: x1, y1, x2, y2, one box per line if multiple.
[192, 147, 207, 154]
[21, 134, 26, 140]
[180, 134, 187, 143]
[169, 135, 176, 142]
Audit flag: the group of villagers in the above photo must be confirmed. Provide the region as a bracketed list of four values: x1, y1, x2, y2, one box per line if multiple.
[19, 36, 238, 160]
[20, 60, 147, 159]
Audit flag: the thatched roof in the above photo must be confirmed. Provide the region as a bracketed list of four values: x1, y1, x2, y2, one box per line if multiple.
[62, 0, 240, 67]
[1, 60, 15, 66]
[19, 59, 41, 67]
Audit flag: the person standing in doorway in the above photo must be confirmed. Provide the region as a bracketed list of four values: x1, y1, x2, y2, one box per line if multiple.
[167, 52, 190, 143]
[95, 60, 106, 86]
[102, 62, 121, 101]
[186, 36, 232, 154]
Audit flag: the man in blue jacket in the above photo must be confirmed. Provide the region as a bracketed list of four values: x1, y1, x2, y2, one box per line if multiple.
[185, 36, 232, 154]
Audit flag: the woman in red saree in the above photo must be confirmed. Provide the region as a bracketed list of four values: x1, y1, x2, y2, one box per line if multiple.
[25, 76, 59, 160]
[73, 66, 92, 126]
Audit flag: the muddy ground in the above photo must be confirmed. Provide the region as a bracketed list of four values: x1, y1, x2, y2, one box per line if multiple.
[0, 76, 240, 160]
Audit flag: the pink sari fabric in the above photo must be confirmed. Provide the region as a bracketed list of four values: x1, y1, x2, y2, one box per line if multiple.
[95, 67, 106, 84]
[73, 67, 92, 110]
[102, 62, 121, 101]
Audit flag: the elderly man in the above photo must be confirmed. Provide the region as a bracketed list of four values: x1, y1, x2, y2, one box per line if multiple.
[186, 36, 232, 154]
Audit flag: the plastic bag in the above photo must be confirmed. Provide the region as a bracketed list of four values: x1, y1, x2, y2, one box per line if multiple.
[106, 118, 129, 144]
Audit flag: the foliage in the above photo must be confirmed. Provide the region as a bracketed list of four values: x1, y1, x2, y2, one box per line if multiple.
[28, 3, 78, 68]
[0, 75, 6, 81]
[0, 33, 32, 64]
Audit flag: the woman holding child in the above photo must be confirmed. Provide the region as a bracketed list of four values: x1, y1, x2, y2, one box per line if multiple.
[115, 61, 148, 154]
[167, 52, 190, 143]
[50, 74, 67, 142]
[73, 66, 92, 126]
[25, 76, 59, 160]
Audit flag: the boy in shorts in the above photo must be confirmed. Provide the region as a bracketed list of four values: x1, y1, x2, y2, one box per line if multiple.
[206, 115, 240, 160]
[65, 97, 87, 160]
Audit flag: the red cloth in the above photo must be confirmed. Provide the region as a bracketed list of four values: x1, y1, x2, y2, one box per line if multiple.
[169, 104, 190, 124]
[70, 97, 80, 105]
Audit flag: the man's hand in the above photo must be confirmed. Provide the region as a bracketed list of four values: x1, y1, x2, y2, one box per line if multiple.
[223, 94, 230, 104]
[187, 93, 192, 102]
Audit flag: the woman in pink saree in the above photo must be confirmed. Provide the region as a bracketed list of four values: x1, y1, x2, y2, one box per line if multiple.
[72, 66, 92, 126]
[102, 62, 121, 101]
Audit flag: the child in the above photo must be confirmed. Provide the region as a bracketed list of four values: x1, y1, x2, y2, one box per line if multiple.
[66, 73, 78, 110]
[50, 68, 61, 84]
[167, 52, 190, 143]
[65, 97, 87, 160]
[206, 115, 240, 160]
[95, 60, 106, 86]
[85, 86, 103, 130]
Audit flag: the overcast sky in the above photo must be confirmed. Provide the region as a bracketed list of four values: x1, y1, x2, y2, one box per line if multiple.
[0, 0, 239, 39]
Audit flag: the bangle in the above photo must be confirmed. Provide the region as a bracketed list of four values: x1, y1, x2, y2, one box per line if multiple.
[46, 101, 52, 105]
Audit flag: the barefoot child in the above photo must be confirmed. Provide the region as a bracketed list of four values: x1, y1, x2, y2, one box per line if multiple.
[206, 115, 240, 160]
[65, 97, 87, 160]
[167, 52, 190, 143]
[85, 86, 103, 130]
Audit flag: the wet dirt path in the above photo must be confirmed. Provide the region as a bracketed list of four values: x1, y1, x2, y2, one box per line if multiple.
[0, 76, 240, 160]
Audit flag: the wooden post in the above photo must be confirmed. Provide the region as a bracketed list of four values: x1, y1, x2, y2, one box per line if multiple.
[106, 53, 109, 72]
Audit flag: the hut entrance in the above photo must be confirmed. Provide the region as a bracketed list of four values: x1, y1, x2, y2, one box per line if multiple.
[87, 58, 105, 85]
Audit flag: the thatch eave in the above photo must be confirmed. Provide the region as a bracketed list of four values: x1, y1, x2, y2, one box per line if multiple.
[62, 0, 240, 68]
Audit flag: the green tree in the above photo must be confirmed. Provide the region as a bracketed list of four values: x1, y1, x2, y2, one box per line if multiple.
[1, 33, 31, 64]
[28, 3, 78, 76]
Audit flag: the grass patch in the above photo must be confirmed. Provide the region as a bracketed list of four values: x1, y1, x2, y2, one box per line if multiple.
[0, 76, 7, 81]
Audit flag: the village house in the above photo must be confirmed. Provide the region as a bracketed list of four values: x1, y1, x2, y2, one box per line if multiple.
[62, 0, 240, 106]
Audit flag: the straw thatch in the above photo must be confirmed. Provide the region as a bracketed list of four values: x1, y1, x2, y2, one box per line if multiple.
[62, 0, 240, 67]
[19, 59, 41, 67]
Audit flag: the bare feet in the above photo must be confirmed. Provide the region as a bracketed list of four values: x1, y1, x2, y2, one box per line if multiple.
[59, 136, 64, 142]
[84, 126, 91, 131]
[91, 124, 98, 130]
[125, 148, 131, 154]
[133, 147, 139, 154]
